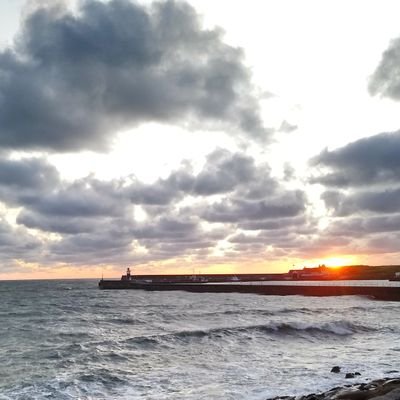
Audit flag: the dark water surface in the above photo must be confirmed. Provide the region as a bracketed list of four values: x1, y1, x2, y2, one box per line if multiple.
[0, 279, 399, 399]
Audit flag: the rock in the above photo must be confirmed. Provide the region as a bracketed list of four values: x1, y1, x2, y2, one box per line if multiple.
[337, 390, 370, 400]
[265, 376, 400, 400]
[372, 388, 400, 400]
[265, 397, 294, 400]
[304, 395, 318, 400]
[383, 379, 400, 386]
[331, 366, 341, 373]
[355, 372, 362, 376]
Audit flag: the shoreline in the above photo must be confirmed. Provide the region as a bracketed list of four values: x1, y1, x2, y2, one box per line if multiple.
[267, 377, 400, 400]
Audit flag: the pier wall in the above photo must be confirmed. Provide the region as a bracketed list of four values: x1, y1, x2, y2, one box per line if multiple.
[98, 280, 400, 301]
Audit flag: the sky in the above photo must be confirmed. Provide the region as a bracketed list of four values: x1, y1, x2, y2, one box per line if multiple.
[1, 0, 400, 279]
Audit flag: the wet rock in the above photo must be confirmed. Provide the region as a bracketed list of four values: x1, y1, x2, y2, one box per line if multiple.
[265, 377, 400, 400]
[303, 395, 317, 400]
[373, 388, 400, 400]
[336, 390, 370, 400]
[383, 379, 400, 386]
[331, 366, 341, 373]
[346, 373, 356, 379]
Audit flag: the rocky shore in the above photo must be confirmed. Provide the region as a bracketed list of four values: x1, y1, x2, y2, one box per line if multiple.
[268, 377, 400, 400]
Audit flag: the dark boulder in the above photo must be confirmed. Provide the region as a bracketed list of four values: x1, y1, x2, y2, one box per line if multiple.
[331, 366, 341, 373]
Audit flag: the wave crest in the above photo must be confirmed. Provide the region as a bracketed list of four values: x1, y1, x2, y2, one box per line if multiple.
[124, 320, 374, 347]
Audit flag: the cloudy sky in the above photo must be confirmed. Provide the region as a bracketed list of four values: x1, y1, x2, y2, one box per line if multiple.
[1, 0, 400, 279]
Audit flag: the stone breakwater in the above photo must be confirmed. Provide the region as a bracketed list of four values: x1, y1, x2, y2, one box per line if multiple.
[98, 281, 400, 301]
[268, 378, 400, 400]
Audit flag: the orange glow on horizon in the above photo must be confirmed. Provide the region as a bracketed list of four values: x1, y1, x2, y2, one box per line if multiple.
[0, 256, 366, 280]
[0, 260, 291, 280]
[318, 256, 357, 268]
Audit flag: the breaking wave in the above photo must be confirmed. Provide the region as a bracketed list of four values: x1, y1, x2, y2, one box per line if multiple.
[123, 320, 375, 347]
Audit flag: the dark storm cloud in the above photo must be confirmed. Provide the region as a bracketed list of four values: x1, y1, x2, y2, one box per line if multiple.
[327, 214, 400, 237]
[48, 224, 138, 264]
[0, 149, 265, 237]
[321, 188, 400, 216]
[321, 190, 348, 215]
[0, 148, 311, 267]
[0, 157, 59, 204]
[126, 149, 266, 204]
[0, 159, 130, 237]
[14, 177, 131, 234]
[47, 213, 223, 264]
[311, 130, 400, 253]
[310, 131, 400, 187]
[227, 228, 319, 259]
[369, 36, 400, 100]
[240, 215, 309, 231]
[0, 158, 58, 189]
[0, 218, 42, 262]
[0, 0, 268, 152]
[201, 190, 306, 223]
[17, 211, 103, 234]
[132, 216, 199, 240]
[168, 150, 306, 229]
[135, 217, 223, 258]
[127, 171, 192, 206]
[29, 180, 125, 217]
[354, 188, 400, 213]
[365, 234, 400, 254]
[228, 216, 318, 255]
[193, 149, 257, 195]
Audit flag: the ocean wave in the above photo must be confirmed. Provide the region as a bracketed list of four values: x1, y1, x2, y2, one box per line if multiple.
[103, 317, 145, 325]
[125, 336, 160, 347]
[257, 320, 375, 336]
[79, 371, 127, 386]
[123, 320, 375, 347]
[0, 371, 129, 400]
[58, 331, 91, 339]
[161, 305, 377, 321]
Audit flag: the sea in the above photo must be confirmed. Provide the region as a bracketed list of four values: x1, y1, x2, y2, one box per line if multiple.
[0, 279, 399, 400]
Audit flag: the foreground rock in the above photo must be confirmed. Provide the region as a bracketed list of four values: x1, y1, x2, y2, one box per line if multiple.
[267, 377, 400, 400]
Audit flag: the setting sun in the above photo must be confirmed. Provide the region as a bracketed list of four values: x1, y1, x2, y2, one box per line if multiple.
[320, 256, 356, 268]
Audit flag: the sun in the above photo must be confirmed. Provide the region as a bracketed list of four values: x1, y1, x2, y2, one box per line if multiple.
[320, 256, 355, 268]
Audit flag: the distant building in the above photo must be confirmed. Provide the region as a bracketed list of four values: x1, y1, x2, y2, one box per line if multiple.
[121, 267, 133, 281]
[287, 265, 332, 280]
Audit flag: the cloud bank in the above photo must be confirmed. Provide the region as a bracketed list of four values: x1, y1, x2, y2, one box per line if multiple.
[0, 149, 311, 269]
[310, 132, 400, 187]
[310, 130, 400, 258]
[0, 0, 269, 152]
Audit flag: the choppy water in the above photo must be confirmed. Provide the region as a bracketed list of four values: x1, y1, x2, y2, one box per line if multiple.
[0, 280, 399, 400]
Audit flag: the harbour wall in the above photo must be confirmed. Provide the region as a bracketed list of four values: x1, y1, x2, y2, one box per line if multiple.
[98, 280, 400, 301]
